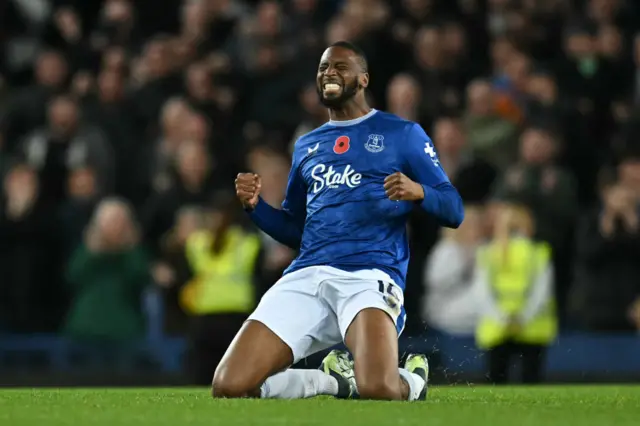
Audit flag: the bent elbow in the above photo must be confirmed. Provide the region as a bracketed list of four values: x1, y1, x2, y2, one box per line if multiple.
[445, 212, 464, 229]
[443, 193, 465, 229]
[452, 202, 465, 228]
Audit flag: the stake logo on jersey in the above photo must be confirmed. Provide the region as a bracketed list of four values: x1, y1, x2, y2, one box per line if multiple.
[311, 164, 362, 193]
[364, 134, 385, 153]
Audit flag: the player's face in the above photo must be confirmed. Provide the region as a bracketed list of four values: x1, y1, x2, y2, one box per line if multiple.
[316, 47, 364, 108]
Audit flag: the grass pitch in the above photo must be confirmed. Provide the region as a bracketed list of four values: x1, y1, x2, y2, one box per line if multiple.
[2, 386, 639, 426]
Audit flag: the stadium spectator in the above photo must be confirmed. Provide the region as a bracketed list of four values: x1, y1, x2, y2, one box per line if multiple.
[63, 198, 150, 342]
[152, 206, 204, 336]
[128, 35, 184, 127]
[2, 50, 69, 150]
[386, 73, 427, 127]
[82, 68, 142, 202]
[181, 191, 262, 385]
[56, 166, 101, 260]
[90, 0, 140, 51]
[569, 151, 640, 332]
[523, 68, 597, 205]
[411, 26, 465, 126]
[475, 203, 557, 384]
[557, 22, 614, 154]
[146, 97, 192, 193]
[0, 162, 60, 332]
[462, 79, 519, 171]
[17, 94, 114, 210]
[423, 205, 486, 336]
[143, 139, 217, 256]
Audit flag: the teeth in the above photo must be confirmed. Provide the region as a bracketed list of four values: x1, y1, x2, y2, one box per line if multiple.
[324, 83, 341, 91]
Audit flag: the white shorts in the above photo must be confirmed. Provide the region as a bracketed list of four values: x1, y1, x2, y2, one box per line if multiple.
[248, 265, 406, 363]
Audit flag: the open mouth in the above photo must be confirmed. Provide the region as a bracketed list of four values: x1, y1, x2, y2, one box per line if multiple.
[323, 82, 342, 96]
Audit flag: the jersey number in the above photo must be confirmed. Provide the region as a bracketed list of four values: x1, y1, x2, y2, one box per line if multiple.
[378, 280, 394, 296]
[377, 280, 401, 315]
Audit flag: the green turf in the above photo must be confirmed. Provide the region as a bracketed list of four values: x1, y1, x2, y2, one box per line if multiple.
[1, 386, 639, 426]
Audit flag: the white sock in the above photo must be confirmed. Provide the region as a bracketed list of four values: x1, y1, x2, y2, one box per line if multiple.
[260, 369, 339, 399]
[398, 368, 426, 401]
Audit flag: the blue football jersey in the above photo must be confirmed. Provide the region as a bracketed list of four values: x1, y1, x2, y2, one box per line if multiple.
[249, 109, 463, 290]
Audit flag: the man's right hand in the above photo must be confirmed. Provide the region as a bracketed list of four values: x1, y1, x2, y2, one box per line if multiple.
[235, 173, 261, 210]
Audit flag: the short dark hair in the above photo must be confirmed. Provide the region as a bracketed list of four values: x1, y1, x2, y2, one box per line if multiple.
[329, 41, 368, 72]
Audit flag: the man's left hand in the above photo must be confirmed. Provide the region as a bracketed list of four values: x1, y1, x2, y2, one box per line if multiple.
[384, 172, 424, 201]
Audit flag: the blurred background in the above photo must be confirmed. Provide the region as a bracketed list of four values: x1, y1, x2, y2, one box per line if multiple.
[1, 0, 640, 387]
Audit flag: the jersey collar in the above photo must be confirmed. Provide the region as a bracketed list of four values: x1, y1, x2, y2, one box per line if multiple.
[328, 109, 378, 127]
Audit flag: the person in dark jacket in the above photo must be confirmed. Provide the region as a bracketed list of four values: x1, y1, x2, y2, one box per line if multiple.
[0, 162, 61, 332]
[569, 153, 640, 331]
[64, 197, 151, 342]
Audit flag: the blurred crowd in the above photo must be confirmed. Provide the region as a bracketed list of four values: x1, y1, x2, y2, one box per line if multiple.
[1, 0, 640, 376]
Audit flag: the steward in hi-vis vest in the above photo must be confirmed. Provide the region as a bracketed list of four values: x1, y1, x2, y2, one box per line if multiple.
[475, 204, 557, 384]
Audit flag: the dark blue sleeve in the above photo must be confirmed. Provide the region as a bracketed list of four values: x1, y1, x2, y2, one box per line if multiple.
[400, 123, 464, 228]
[248, 152, 306, 250]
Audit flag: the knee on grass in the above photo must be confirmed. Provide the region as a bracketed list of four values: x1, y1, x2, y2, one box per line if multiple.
[211, 372, 259, 399]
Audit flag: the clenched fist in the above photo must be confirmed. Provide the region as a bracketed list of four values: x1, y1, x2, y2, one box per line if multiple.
[384, 172, 425, 202]
[235, 173, 262, 210]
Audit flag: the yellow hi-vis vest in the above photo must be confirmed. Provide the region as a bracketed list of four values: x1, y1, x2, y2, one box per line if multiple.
[475, 238, 557, 349]
[181, 227, 260, 315]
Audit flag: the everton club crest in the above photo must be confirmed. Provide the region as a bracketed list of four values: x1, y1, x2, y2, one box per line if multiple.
[365, 134, 385, 153]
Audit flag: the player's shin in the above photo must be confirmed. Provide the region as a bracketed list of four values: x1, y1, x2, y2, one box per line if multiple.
[260, 370, 339, 399]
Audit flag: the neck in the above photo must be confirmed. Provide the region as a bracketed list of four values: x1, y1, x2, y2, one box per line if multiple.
[328, 98, 371, 122]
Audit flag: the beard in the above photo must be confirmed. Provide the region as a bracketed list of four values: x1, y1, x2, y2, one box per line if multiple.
[317, 79, 359, 108]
